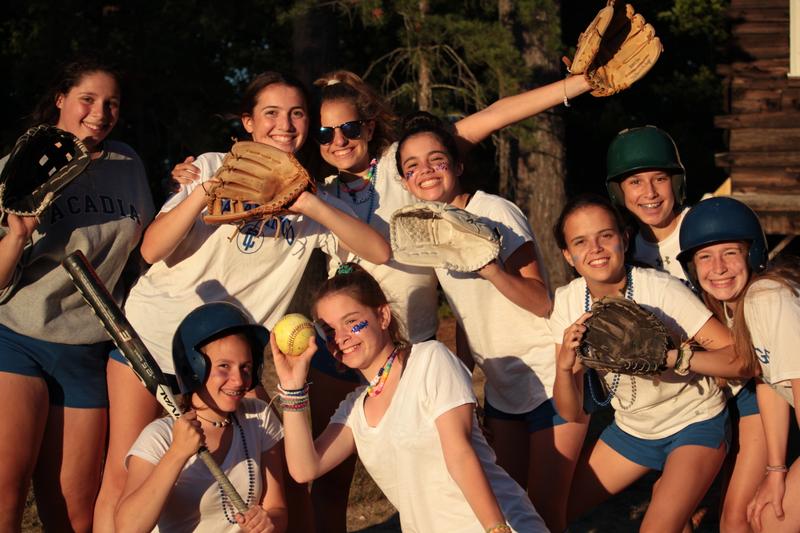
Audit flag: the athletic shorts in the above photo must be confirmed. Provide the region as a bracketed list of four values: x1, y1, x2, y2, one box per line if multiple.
[109, 349, 181, 393]
[309, 334, 362, 383]
[0, 324, 110, 408]
[600, 408, 730, 471]
[484, 396, 568, 433]
[730, 379, 759, 418]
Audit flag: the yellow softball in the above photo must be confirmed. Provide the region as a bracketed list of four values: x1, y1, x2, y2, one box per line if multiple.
[274, 313, 315, 356]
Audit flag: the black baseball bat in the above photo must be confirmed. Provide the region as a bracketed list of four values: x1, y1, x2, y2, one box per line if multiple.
[62, 251, 247, 513]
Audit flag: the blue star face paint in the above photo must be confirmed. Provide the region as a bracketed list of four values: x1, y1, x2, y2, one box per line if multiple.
[351, 320, 369, 334]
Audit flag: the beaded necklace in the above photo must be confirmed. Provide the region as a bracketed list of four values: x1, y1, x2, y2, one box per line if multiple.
[584, 265, 637, 410]
[219, 414, 255, 524]
[197, 412, 231, 428]
[366, 345, 399, 397]
[336, 158, 378, 223]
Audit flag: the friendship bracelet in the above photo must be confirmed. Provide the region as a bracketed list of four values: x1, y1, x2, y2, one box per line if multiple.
[277, 383, 310, 396]
[765, 464, 789, 473]
[674, 345, 694, 376]
[486, 523, 512, 533]
[562, 76, 571, 107]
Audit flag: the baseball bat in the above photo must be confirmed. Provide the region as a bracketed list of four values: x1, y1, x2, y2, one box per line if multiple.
[62, 250, 248, 513]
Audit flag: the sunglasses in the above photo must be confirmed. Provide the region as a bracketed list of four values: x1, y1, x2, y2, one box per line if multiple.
[315, 120, 366, 145]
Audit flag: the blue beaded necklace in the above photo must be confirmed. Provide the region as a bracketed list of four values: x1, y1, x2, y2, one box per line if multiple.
[336, 158, 378, 224]
[583, 265, 637, 410]
[219, 414, 255, 524]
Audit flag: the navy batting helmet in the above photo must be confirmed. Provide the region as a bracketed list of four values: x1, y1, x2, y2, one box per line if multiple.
[606, 126, 686, 208]
[172, 302, 268, 394]
[677, 197, 768, 286]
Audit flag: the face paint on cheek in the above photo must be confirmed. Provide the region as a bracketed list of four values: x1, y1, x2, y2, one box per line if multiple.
[404, 170, 414, 180]
[351, 320, 369, 334]
[571, 254, 580, 265]
[433, 162, 449, 172]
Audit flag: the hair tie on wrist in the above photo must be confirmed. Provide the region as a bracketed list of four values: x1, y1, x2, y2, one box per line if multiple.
[766, 464, 789, 473]
[337, 263, 354, 275]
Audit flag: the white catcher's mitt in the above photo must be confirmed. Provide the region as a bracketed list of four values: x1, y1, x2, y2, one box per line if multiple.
[390, 201, 501, 272]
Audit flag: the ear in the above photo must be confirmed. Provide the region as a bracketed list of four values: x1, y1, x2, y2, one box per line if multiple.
[55, 94, 65, 110]
[454, 161, 464, 177]
[562, 247, 575, 268]
[241, 114, 255, 134]
[378, 304, 392, 330]
[364, 120, 376, 142]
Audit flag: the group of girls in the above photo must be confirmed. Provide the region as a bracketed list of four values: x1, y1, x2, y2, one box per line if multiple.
[2, 53, 797, 533]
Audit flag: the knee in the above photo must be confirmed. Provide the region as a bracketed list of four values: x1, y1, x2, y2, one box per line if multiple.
[720, 505, 750, 533]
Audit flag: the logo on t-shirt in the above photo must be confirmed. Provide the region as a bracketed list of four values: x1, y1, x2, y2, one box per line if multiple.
[755, 347, 770, 364]
[236, 217, 295, 253]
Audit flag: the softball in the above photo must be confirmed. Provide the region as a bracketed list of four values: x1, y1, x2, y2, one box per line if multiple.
[274, 313, 315, 356]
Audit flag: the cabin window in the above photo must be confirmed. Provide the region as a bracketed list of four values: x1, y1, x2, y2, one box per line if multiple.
[792, 0, 800, 77]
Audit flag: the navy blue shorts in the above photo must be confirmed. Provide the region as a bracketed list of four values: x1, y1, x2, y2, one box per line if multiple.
[600, 408, 730, 471]
[730, 379, 759, 418]
[0, 324, 110, 408]
[309, 334, 362, 384]
[484, 396, 568, 433]
[108, 349, 181, 393]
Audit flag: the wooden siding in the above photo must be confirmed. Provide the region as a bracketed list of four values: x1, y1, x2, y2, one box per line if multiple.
[715, 0, 800, 234]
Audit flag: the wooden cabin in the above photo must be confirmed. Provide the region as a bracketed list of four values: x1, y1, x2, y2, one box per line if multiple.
[715, 0, 800, 256]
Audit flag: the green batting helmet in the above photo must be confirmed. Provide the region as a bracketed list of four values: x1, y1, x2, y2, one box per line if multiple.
[605, 126, 686, 207]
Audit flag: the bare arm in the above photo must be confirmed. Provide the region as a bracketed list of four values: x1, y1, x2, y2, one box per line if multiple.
[454, 76, 591, 148]
[666, 317, 750, 379]
[290, 191, 390, 265]
[270, 333, 358, 483]
[115, 414, 204, 533]
[435, 403, 507, 529]
[477, 241, 551, 317]
[455, 321, 475, 372]
[0, 215, 38, 288]
[139, 185, 207, 264]
[552, 312, 593, 422]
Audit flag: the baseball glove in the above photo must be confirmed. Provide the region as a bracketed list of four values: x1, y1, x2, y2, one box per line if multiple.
[203, 141, 315, 225]
[0, 125, 90, 219]
[567, 0, 662, 97]
[390, 201, 501, 272]
[579, 296, 673, 375]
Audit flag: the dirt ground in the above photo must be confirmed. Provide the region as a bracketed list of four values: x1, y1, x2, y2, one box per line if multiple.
[22, 316, 724, 532]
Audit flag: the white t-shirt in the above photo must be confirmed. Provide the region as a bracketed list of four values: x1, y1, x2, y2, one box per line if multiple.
[331, 341, 546, 533]
[632, 208, 690, 281]
[322, 143, 438, 342]
[127, 398, 283, 533]
[549, 267, 725, 439]
[436, 191, 554, 414]
[744, 279, 800, 407]
[124, 152, 346, 372]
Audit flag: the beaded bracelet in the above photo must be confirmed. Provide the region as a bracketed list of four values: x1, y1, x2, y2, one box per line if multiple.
[277, 383, 311, 412]
[486, 522, 512, 533]
[765, 464, 789, 473]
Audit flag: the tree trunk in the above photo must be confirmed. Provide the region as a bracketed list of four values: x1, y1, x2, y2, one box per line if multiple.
[417, 0, 432, 110]
[499, 0, 572, 290]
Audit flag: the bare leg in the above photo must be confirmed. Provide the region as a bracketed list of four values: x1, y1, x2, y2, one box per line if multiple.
[93, 360, 162, 532]
[308, 367, 359, 533]
[641, 443, 726, 533]
[0, 372, 49, 533]
[567, 439, 651, 522]
[721, 414, 767, 533]
[34, 405, 106, 533]
[751, 461, 800, 533]
[528, 419, 589, 533]
[484, 416, 529, 488]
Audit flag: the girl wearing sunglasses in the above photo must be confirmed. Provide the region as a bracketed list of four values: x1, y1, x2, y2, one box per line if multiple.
[309, 70, 593, 532]
[94, 71, 390, 532]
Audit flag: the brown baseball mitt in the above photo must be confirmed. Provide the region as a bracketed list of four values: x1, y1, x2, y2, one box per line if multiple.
[203, 141, 315, 225]
[567, 0, 663, 97]
[579, 296, 673, 375]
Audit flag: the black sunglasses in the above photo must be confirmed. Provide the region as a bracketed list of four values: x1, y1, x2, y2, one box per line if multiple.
[315, 120, 366, 145]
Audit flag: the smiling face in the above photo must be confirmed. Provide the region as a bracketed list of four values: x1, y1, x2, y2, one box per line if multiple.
[314, 291, 392, 371]
[692, 241, 750, 306]
[195, 333, 253, 414]
[398, 132, 463, 204]
[242, 83, 309, 153]
[562, 204, 628, 286]
[318, 99, 374, 175]
[619, 170, 677, 229]
[55, 71, 120, 152]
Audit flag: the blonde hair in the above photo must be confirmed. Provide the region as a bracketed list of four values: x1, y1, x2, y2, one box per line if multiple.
[701, 255, 800, 376]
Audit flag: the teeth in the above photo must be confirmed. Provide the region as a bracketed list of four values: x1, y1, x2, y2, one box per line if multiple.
[640, 202, 662, 209]
[342, 345, 358, 354]
[588, 258, 608, 266]
[222, 390, 244, 397]
[419, 178, 439, 188]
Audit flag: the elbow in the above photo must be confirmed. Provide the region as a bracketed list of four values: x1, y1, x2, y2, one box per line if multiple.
[364, 240, 391, 265]
[287, 464, 316, 485]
